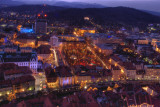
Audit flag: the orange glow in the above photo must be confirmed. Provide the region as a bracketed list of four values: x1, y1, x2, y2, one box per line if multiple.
[121, 69, 124, 73]
[114, 84, 119, 88]
[107, 86, 113, 91]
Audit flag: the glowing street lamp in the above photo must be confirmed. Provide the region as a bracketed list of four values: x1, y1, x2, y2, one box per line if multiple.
[84, 86, 87, 89]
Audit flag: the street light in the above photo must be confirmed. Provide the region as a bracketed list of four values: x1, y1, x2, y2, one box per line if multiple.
[84, 86, 87, 89]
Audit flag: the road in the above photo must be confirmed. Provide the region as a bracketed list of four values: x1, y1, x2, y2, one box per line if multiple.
[59, 49, 69, 66]
[32, 73, 47, 92]
[53, 48, 59, 66]
[87, 46, 108, 69]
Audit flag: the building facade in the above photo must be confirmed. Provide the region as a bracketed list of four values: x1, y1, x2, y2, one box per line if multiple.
[35, 19, 47, 34]
[0, 45, 38, 73]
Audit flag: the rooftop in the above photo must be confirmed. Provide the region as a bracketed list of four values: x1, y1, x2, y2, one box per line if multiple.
[56, 66, 73, 77]
[5, 66, 32, 76]
[11, 75, 35, 85]
[95, 44, 113, 50]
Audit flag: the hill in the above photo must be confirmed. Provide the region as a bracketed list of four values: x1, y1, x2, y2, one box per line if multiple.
[0, 5, 160, 26]
[47, 7, 160, 26]
[52, 1, 106, 8]
[143, 10, 160, 16]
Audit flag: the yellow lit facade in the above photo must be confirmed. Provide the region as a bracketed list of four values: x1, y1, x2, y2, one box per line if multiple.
[47, 78, 59, 89]
[74, 28, 96, 36]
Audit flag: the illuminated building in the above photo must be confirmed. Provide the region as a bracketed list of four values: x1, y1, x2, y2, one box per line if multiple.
[20, 28, 34, 34]
[153, 42, 160, 53]
[84, 17, 90, 21]
[0, 80, 12, 100]
[144, 65, 160, 80]
[74, 28, 96, 36]
[0, 45, 38, 73]
[111, 65, 121, 81]
[46, 66, 75, 88]
[142, 86, 158, 96]
[37, 45, 51, 61]
[0, 34, 6, 43]
[17, 25, 22, 32]
[37, 35, 50, 47]
[45, 66, 75, 89]
[94, 44, 113, 56]
[132, 27, 139, 33]
[110, 55, 136, 80]
[45, 67, 59, 89]
[137, 39, 149, 45]
[56, 66, 75, 87]
[35, 14, 47, 34]
[57, 35, 79, 42]
[0, 75, 35, 100]
[85, 33, 122, 45]
[11, 75, 35, 95]
[15, 34, 36, 48]
[50, 36, 59, 47]
[75, 70, 91, 84]
[38, 40, 49, 47]
[4, 67, 32, 80]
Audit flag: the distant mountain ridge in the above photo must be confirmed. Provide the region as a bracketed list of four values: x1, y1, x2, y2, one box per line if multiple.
[142, 10, 160, 16]
[0, 0, 24, 6]
[1, 0, 160, 17]
[47, 6, 160, 26]
[52, 1, 106, 8]
[4, 0, 105, 8]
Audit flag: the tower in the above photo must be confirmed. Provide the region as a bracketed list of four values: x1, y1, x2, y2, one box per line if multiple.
[35, 14, 47, 34]
[50, 36, 59, 47]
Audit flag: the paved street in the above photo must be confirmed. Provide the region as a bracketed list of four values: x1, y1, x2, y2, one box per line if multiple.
[32, 73, 46, 92]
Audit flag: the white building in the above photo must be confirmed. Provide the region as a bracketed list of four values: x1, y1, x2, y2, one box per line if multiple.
[144, 65, 160, 80]
[50, 36, 60, 47]
[0, 45, 38, 73]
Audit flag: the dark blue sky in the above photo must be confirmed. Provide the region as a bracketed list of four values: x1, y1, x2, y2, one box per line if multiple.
[14, 0, 160, 12]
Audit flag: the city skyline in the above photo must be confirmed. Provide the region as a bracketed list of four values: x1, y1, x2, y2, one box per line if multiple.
[1, 0, 160, 106]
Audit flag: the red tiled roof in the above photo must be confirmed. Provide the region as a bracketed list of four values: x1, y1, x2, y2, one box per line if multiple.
[11, 75, 35, 85]
[135, 90, 152, 105]
[152, 98, 160, 107]
[89, 72, 101, 77]
[0, 63, 18, 72]
[46, 77, 58, 83]
[56, 66, 73, 77]
[102, 69, 112, 77]
[37, 45, 51, 54]
[0, 80, 12, 88]
[75, 71, 90, 76]
[126, 95, 136, 106]
[111, 55, 121, 62]
[119, 62, 136, 70]
[5, 67, 32, 75]
[45, 67, 58, 82]
[38, 35, 50, 41]
[111, 65, 121, 70]
[86, 65, 96, 70]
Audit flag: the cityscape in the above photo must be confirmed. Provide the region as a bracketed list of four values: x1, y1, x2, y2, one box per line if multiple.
[0, 0, 160, 107]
